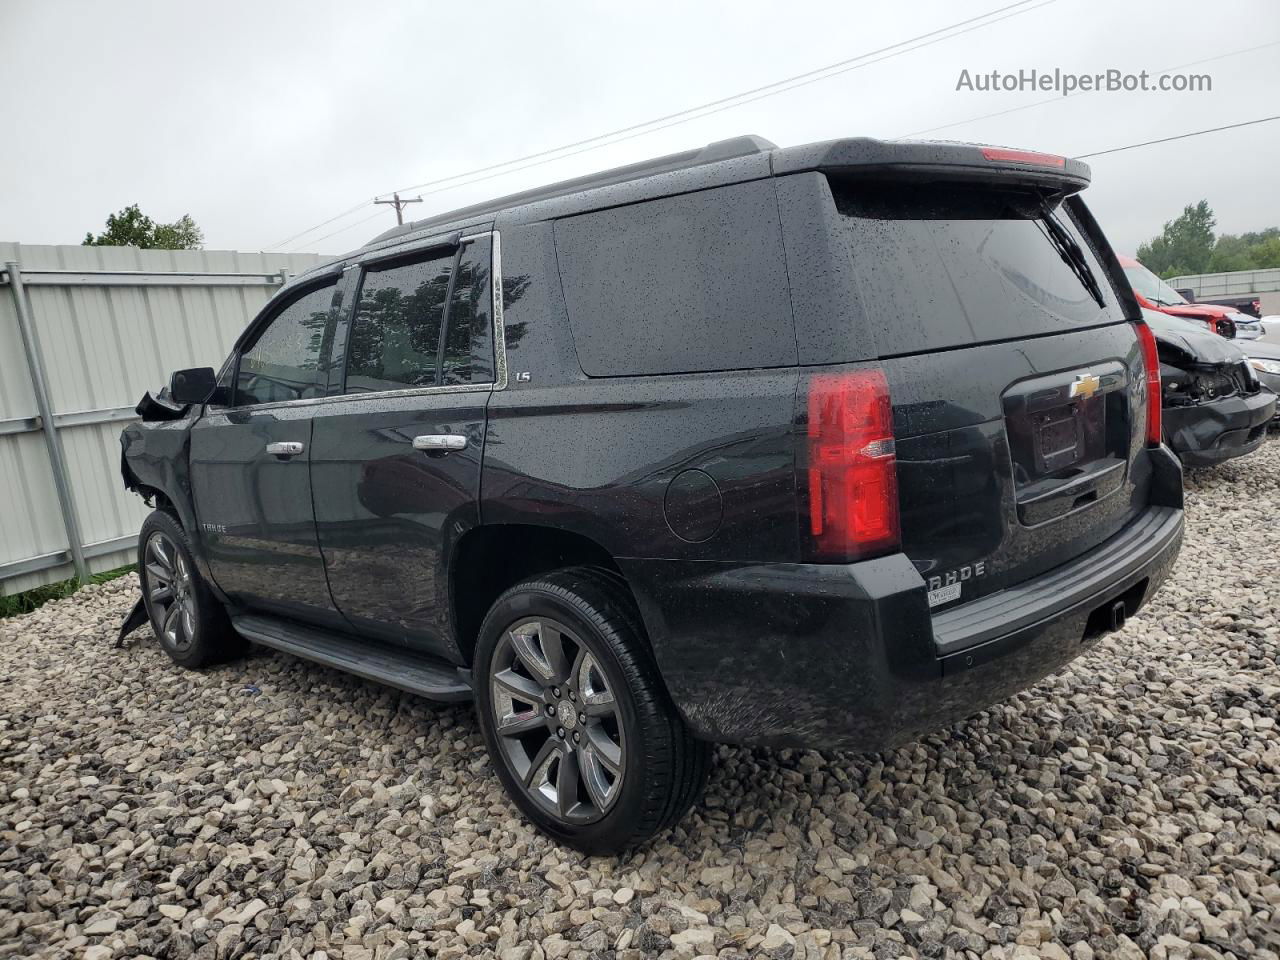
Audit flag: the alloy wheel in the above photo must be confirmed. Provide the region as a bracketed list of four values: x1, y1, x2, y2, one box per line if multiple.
[489, 617, 626, 824]
[143, 532, 196, 652]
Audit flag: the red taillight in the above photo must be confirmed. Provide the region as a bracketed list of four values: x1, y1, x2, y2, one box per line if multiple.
[1134, 320, 1162, 447]
[980, 146, 1066, 168]
[804, 370, 900, 562]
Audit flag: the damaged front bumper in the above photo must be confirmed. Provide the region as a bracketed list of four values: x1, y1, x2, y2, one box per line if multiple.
[1164, 389, 1276, 467]
[1253, 371, 1280, 415]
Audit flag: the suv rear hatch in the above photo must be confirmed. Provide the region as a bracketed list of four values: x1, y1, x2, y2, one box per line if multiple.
[790, 144, 1156, 636]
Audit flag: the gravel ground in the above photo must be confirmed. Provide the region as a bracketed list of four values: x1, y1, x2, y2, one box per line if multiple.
[3, 441, 1279, 960]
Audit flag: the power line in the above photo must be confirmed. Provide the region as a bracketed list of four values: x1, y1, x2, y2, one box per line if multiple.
[273, 30, 1267, 252]
[386, 0, 1047, 198]
[897, 38, 1280, 140]
[307, 210, 386, 248]
[1074, 114, 1280, 159]
[267, 0, 1053, 250]
[407, 1, 1049, 199]
[369, 1, 1054, 213]
[269, 199, 375, 252]
[296, 114, 1280, 251]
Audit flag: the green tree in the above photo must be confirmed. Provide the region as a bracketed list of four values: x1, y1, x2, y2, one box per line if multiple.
[1207, 234, 1256, 273]
[152, 214, 203, 250]
[1251, 234, 1280, 270]
[1136, 200, 1216, 277]
[83, 204, 204, 249]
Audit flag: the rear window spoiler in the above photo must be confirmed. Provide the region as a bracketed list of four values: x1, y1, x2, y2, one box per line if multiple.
[772, 137, 1091, 195]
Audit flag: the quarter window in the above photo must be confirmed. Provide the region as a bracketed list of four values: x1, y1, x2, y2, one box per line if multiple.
[554, 181, 796, 376]
[234, 281, 338, 406]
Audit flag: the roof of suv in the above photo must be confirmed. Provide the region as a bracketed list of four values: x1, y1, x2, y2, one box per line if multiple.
[285, 134, 1093, 287]
[365, 134, 783, 246]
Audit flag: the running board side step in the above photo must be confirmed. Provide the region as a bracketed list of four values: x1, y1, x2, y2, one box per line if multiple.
[232, 614, 473, 702]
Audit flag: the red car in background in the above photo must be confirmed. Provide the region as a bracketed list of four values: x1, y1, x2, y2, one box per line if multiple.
[1119, 254, 1240, 337]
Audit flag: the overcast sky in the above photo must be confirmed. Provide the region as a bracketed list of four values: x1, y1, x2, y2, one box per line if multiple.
[3, 0, 1277, 258]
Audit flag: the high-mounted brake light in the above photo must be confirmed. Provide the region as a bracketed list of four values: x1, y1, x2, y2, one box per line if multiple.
[804, 370, 900, 562]
[980, 146, 1067, 168]
[1134, 320, 1162, 447]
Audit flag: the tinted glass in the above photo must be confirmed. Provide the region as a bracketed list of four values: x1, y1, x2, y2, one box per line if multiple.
[442, 236, 495, 386]
[554, 180, 797, 376]
[1123, 262, 1187, 306]
[235, 281, 337, 406]
[346, 253, 453, 393]
[834, 181, 1120, 357]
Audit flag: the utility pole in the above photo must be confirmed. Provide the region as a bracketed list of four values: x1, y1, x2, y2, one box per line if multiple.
[374, 192, 423, 225]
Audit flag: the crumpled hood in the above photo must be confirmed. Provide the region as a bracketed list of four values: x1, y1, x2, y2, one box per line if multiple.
[1156, 302, 1234, 321]
[1142, 309, 1247, 366]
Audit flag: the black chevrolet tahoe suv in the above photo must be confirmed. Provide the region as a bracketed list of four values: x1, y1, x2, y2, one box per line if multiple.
[120, 135, 1185, 853]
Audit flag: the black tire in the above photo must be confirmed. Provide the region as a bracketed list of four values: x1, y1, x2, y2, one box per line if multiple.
[137, 510, 244, 668]
[474, 566, 711, 854]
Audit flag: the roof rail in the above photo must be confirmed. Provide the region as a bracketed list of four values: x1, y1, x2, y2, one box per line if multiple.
[368, 134, 777, 244]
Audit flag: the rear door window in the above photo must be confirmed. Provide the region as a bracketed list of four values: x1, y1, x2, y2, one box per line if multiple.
[345, 252, 454, 393]
[833, 180, 1121, 357]
[554, 179, 797, 376]
[344, 239, 496, 394]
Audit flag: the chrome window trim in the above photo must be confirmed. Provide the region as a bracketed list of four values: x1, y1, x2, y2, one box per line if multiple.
[490, 230, 509, 392]
[214, 230, 507, 413]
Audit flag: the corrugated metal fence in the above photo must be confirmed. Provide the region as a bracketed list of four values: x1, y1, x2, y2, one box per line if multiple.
[0, 243, 330, 595]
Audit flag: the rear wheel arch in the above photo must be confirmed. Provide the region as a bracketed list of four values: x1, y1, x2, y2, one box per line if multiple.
[449, 524, 630, 667]
[472, 566, 711, 852]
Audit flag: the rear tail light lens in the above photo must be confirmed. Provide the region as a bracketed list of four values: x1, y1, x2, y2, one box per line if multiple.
[804, 370, 900, 562]
[1134, 320, 1162, 447]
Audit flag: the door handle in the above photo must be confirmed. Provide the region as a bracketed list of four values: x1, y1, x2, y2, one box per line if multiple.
[265, 441, 305, 457]
[412, 434, 468, 452]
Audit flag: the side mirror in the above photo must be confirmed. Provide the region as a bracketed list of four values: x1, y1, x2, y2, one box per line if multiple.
[1176, 288, 1197, 303]
[169, 366, 217, 405]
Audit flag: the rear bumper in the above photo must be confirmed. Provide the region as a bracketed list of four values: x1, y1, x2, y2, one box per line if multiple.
[623, 449, 1185, 751]
[1164, 389, 1276, 466]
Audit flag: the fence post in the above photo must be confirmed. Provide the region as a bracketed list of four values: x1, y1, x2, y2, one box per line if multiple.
[5, 260, 89, 582]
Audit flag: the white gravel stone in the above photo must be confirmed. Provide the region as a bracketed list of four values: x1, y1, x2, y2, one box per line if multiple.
[2, 438, 1279, 959]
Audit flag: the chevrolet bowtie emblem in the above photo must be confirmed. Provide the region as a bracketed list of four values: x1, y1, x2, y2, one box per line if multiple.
[1070, 373, 1102, 399]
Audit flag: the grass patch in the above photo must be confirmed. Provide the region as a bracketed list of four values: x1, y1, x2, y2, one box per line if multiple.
[0, 564, 136, 619]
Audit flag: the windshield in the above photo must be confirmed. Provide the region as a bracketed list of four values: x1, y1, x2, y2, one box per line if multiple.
[1123, 261, 1187, 306]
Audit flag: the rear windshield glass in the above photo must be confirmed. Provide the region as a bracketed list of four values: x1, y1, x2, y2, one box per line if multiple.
[833, 180, 1120, 356]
